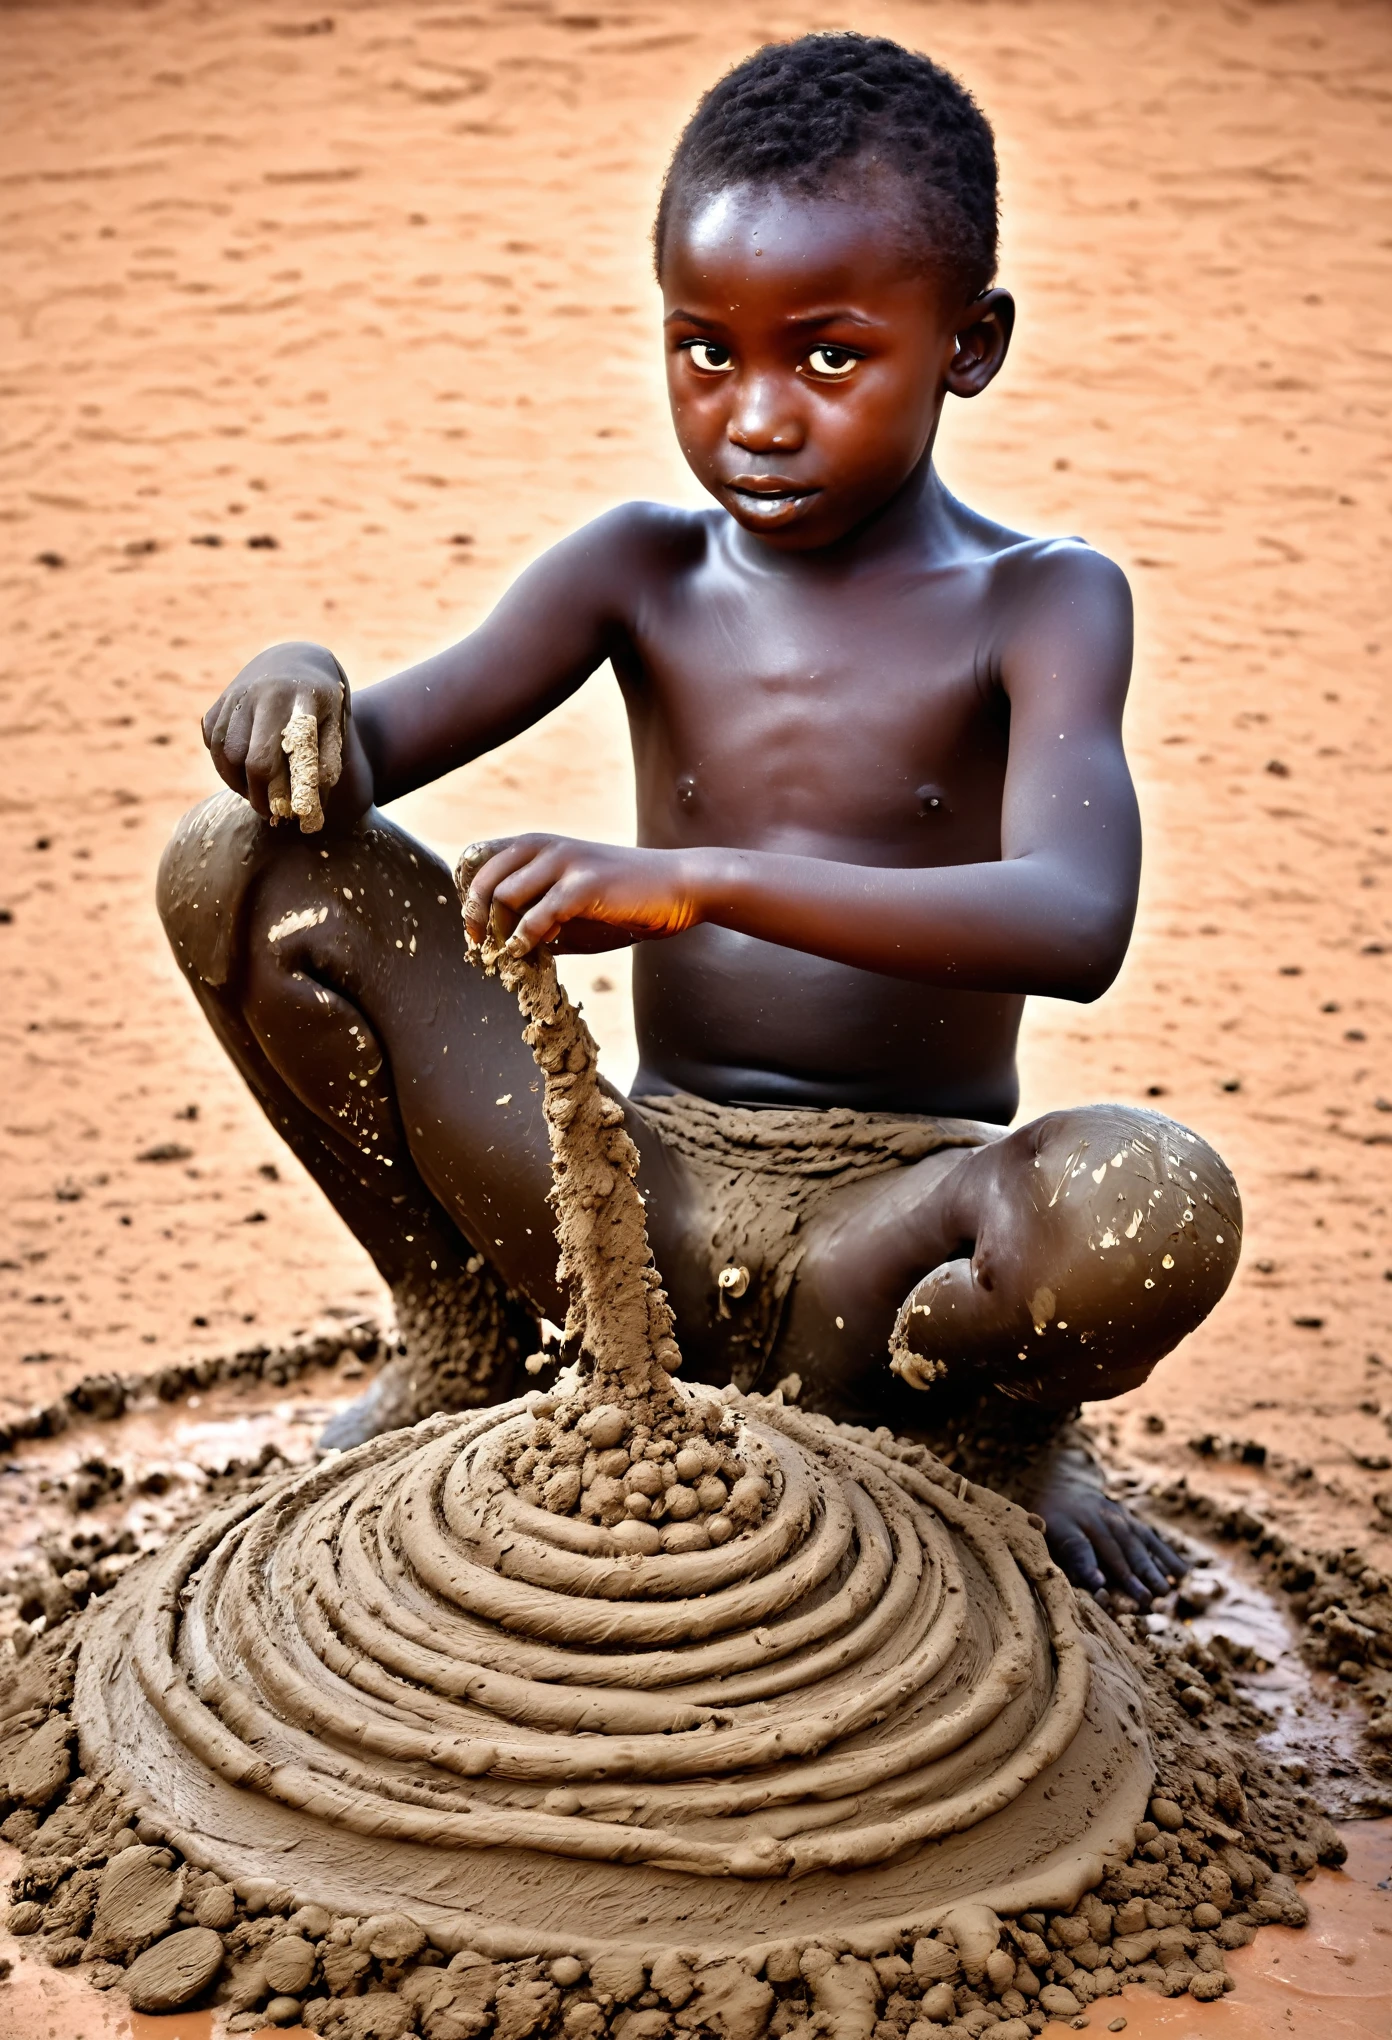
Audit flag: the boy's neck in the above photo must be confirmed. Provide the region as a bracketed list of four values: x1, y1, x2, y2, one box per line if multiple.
[725, 450, 982, 578]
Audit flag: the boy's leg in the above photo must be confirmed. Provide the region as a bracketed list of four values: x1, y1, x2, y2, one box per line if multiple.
[156, 794, 693, 1442]
[771, 1103, 1241, 1602]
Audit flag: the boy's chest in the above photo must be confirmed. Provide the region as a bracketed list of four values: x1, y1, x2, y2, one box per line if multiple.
[623, 565, 1009, 844]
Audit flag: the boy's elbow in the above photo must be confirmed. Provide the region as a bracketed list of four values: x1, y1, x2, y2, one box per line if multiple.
[1046, 906, 1133, 1003]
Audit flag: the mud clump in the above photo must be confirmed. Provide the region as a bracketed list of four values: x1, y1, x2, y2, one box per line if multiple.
[501, 1390, 773, 1556]
[471, 928, 774, 1544]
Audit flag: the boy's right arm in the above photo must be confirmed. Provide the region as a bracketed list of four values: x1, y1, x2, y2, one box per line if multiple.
[201, 505, 666, 827]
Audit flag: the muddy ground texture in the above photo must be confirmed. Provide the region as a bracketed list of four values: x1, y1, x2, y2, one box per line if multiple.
[0, 1328, 1385, 2037]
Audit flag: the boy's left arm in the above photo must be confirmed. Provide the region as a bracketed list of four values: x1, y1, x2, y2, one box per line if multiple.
[462, 542, 1141, 1000]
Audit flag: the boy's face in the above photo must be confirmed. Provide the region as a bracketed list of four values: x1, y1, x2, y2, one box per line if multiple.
[660, 181, 1008, 551]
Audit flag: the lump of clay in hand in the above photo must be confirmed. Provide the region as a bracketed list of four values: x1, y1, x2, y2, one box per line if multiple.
[123, 1926, 225, 2012]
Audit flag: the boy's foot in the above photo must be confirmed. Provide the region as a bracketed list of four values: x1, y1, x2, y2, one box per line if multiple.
[320, 1258, 536, 1451]
[1027, 1437, 1185, 1607]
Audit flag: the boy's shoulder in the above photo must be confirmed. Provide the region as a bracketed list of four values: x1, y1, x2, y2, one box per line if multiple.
[576, 498, 715, 566]
[950, 496, 1131, 597]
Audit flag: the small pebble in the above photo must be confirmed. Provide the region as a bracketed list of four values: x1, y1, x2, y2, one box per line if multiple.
[263, 1997, 303, 2026]
[707, 1514, 734, 1545]
[1108, 2021, 1128, 2034]
[666, 1483, 700, 1521]
[612, 1519, 661, 1556]
[550, 1955, 586, 1987]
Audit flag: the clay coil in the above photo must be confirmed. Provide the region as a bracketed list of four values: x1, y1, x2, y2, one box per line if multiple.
[80, 1393, 1150, 1938]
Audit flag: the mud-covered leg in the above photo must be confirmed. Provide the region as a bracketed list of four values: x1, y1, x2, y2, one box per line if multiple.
[773, 1103, 1240, 1600]
[891, 1103, 1240, 1599]
[157, 793, 548, 1440]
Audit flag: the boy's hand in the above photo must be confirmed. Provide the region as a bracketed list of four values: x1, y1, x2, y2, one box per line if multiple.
[459, 835, 704, 955]
[1034, 1467, 1186, 1608]
[202, 641, 350, 832]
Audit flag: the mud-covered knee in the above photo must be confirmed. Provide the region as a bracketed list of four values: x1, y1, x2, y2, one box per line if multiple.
[892, 1103, 1242, 1409]
[1021, 1103, 1241, 1389]
[156, 789, 274, 990]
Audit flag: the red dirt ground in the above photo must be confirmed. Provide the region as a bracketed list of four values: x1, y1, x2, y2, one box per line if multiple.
[1, 4, 1390, 1996]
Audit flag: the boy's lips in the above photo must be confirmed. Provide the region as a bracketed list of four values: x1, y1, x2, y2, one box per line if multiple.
[725, 478, 821, 520]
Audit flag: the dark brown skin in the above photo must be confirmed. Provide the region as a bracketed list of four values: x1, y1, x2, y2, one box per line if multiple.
[190, 178, 1235, 1603]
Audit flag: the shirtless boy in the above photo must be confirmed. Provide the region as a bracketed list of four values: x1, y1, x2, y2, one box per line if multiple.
[161, 34, 1240, 1606]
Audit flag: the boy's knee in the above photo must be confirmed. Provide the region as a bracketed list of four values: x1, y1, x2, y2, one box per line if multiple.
[1014, 1102, 1240, 1393]
[156, 789, 275, 990]
[894, 1102, 1241, 1407]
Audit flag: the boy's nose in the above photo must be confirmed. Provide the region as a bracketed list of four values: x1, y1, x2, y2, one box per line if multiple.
[726, 374, 805, 454]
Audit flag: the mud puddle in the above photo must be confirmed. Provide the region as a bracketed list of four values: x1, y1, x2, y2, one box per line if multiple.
[0, 1360, 377, 1645]
[1151, 1525, 1378, 1817]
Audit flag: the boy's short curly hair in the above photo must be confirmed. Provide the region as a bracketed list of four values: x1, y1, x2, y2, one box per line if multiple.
[655, 33, 998, 298]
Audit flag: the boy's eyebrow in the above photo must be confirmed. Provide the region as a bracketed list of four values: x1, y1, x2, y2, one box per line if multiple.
[662, 306, 880, 332]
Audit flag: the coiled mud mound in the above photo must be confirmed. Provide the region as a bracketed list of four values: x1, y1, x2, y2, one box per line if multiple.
[74, 1388, 1152, 1955]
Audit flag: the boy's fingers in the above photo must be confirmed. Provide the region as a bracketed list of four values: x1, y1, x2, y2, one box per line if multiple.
[458, 839, 537, 940]
[316, 682, 345, 791]
[1122, 1536, 1172, 1603]
[1143, 1523, 1186, 1580]
[219, 696, 259, 803]
[243, 700, 287, 816]
[1083, 1515, 1150, 1605]
[202, 687, 232, 751]
[504, 885, 569, 957]
[1045, 1521, 1106, 1597]
[470, 841, 549, 912]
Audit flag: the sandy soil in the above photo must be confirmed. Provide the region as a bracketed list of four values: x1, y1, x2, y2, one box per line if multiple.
[1, 0, 1390, 1577]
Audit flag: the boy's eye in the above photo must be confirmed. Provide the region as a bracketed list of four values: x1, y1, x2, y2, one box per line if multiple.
[805, 346, 859, 379]
[685, 341, 733, 373]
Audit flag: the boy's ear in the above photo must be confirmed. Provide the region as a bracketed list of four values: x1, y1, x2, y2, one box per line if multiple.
[944, 287, 1015, 399]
